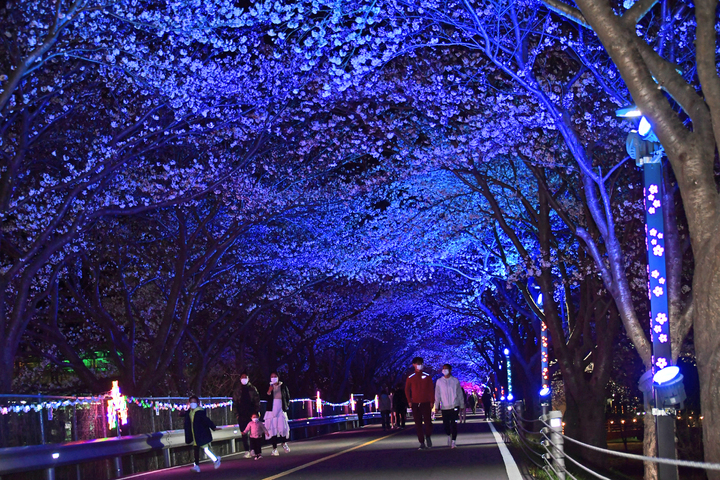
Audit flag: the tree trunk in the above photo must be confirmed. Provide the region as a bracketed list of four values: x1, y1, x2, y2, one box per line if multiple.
[563, 381, 608, 465]
[694, 235, 720, 479]
[0, 342, 15, 394]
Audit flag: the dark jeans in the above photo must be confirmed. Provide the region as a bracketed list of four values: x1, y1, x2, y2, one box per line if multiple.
[271, 435, 287, 449]
[193, 446, 201, 465]
[483, 401, 492, 419]
[238, 414, 252, 451]
[410, 402, 433, 444]
[250, 436, 263, 456]
[380, 410, 391, 429]
[442, 409, 458, 440]
[396, 408, 406, 427]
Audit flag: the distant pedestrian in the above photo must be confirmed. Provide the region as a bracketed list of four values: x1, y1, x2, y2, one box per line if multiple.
[470, 391, 478, 414]
[379, 388, 392, 431]
[405, 356, 435, 450]
[234, 373, 261, 459]
[458, 389, 468, 424]
[482, 387, 493, 420]
[264, 372, 291, 456]
[181, 396, 221, 472]
[393, 384, 408, 428]
[435, 364, 464, 448]
[243, 413, 270, 460]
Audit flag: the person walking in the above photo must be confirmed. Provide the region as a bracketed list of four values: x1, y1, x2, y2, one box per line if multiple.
[481, 387, 493, 421]
[233, 373, 261, 459]
[181, 396, 221, 472]
[378, 388, 392, 431]
[405, 356, 434, 449]
[458, 389, 468, 424]
[470, 391, 478, 414]
[242, 413, 270, 460]
[393, 384, 408, 428]
[435, 364, 465, 448]
[263, 372, 291, 456]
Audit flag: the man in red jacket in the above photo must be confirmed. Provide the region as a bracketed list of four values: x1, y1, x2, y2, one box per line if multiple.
[405, 356, 435, 449]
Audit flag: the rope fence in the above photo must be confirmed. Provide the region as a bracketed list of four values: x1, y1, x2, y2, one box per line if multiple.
[505, 402, 720, 480]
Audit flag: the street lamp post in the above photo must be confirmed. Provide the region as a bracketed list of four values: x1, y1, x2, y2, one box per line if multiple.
[503, 348, 513, 402]
[529, 279, 551, 414]
[618, 107, 684, 480]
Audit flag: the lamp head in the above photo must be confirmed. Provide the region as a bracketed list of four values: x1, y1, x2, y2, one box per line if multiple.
[539, 387, 551, 397]
[615, 105, 642, 118]
[653, 367, 686, 410]
[503, 348, 510, 356]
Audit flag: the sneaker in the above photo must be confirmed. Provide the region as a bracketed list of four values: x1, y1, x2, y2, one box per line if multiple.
[282, 443, 290, 453]
[426, 436, 432, 448]
[244, 451, 252, 459]
[255, 455, 262, 460]
[447, 436, 451, 447]
[271, 449, 279, 456]
[213, 458, 221, 469]
[190, 464, 201, 473]
[418, 443, 427, 450]
[451, 440, 457, 449]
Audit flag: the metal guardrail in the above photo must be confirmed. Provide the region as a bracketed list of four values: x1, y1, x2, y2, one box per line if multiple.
[0, 413, 376, 478]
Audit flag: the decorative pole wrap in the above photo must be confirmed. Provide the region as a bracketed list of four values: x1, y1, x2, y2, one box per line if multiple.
[642, 157, 672, 374]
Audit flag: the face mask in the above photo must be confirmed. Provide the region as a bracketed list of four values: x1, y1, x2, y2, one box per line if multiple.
[189, 402, 198, 409]
[270, 377, 278, 384]
[252, 418, 259, 423]
[442, 369, 450, 376]
[416, 364, 423, 371]
[241, 378, 249, 385]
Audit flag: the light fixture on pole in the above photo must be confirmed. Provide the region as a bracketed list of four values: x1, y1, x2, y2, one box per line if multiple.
[503, 348, 513, 402]
[617, 106, 683, 480]
[529, 277, 550, 412]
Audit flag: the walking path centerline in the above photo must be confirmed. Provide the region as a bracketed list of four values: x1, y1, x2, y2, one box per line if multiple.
[261, 429, 403, 480]
[122, 415, 518, 480]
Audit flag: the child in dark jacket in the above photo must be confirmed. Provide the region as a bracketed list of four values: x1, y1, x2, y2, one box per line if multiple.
[243, 413, 270, 460]
[181, 396, 221, 472]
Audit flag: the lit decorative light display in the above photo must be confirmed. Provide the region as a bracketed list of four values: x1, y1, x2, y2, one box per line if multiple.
[316, 391, 322, 416]
[643, 164, 672, 380]
[504, 348, 512, 401]
[107, 381, 128, 431]
[350, 394, 355, 412]
[541, 321, 549, 390]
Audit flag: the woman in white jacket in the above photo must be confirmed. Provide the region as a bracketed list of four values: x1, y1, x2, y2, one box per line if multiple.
[434, 364, 465, 448]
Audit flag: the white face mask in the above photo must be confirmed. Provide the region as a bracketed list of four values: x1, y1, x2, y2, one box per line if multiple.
[252, 418, 259, 423]
[189, 402, 198, 409]
[241, 378, 249, 385]
[442, 369, 450, 376]
[270, 377, 278, 384]
[416, 364, 424, 371]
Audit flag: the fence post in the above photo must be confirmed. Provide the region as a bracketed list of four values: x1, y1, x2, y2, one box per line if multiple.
[541, 410, 565, 480]
[113, 456, 123, 478]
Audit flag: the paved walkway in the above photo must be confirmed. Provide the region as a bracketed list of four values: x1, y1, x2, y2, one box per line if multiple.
[124, 416, 520, 480]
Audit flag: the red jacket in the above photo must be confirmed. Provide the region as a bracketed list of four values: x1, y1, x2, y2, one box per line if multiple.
[405, 371, 434, 404]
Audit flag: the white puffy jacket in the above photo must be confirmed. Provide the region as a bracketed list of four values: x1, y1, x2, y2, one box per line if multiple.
[435, 375, 465, 410]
